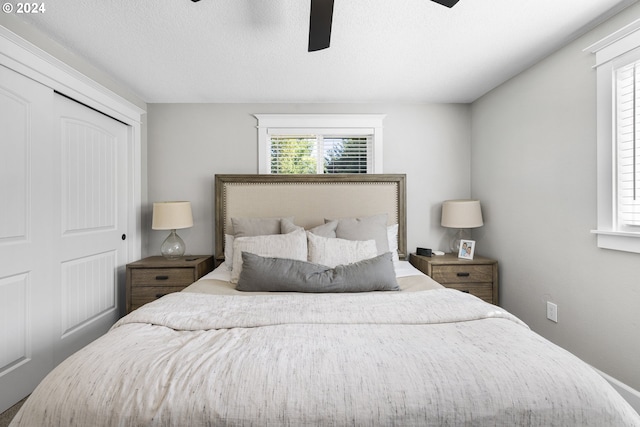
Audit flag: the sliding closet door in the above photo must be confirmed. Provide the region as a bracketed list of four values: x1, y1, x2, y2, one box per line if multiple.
[0, 65, 55, 412]
[52, 94, 129, 364]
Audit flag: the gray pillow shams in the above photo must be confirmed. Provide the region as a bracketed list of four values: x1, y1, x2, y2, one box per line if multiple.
[280, 218, 304, 234]
[231, 217, 280, 237]
[236, 252, 399, 293]
[231, 217, 294, 237]
[328, 214, 390, 255]
[308, 220, 338, 237]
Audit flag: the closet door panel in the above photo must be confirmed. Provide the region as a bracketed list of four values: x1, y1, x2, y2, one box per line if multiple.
[0, 87, 28, 240]
[53, 94, 129, 364]
[0, 65, 55, 413]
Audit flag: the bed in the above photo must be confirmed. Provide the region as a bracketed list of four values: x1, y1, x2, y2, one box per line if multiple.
[10, 174, 640, 426]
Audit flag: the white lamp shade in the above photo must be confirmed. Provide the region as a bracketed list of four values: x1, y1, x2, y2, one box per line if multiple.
[152, 201, 194, 230]
[441, 199, 483, 228]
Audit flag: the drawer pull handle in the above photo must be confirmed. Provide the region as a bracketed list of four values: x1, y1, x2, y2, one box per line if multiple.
[155, 275, 169, 280]
[457, 272, 470, 277]
[461, 290, 470, 293]
[155, 293, 167, 299]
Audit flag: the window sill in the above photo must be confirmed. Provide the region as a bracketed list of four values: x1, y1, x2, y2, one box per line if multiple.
[591, 229, 640, 254]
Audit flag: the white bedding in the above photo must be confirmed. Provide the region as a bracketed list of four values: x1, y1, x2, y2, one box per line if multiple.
[11, 286, 640, 426]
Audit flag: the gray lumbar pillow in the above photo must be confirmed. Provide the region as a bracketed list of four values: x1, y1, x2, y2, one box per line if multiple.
[236, 251, 399, 293]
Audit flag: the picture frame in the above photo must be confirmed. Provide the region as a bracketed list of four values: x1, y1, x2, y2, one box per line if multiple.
[458, 239, 475, 260]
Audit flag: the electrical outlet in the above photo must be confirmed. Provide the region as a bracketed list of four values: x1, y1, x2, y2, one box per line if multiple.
[546, 301, 558, 323]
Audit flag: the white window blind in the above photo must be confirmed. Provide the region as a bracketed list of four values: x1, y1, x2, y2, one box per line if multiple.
[269, 135, 372, 174]
[255, 114, 385, 175]
[615, 60, 640, 227]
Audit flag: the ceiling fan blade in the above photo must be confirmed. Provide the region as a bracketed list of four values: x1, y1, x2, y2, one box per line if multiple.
[431, 0, 459, 7]
[308, 0, 334, 52]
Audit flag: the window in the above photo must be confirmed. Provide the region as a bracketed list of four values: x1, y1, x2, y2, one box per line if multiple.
[615, 59, 640, 229]
[587, 19, 640, 253]
[270, 134, 371, 174]
[255, 114, 385, 174]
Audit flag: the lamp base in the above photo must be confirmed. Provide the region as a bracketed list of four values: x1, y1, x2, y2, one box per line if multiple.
[449, 228, 470, 254]
[161, 229, 186, 260]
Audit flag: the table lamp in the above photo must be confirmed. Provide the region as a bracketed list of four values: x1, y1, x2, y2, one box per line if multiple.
[441, 199, 483, 253]
[152, 201, 194, 259]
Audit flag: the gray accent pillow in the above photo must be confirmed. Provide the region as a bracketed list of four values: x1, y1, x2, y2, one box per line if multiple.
[236, 252, 399, 293]
[231, 217, 293, 237]
[280, 218, 304, 234]
[308, 220, 338, 237]
[330, 214, 390, 255]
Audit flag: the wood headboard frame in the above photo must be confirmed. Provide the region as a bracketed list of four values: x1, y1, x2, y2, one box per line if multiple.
[214, 174, 407, 265]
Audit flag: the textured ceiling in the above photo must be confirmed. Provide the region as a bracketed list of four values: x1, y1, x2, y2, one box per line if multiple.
[13, 0, 638, 103]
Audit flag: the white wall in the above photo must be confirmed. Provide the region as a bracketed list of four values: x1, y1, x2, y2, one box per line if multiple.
[146, 103, 471, 258]
[471, 3, 640, 390]
[0, 14, 146, 112]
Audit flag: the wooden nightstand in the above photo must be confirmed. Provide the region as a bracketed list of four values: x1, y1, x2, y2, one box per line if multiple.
[126, 255, 214, 313]
[409, 253, 499, 305]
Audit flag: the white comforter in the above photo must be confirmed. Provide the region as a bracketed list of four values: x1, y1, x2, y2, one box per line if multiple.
[11, 289, 640, 426]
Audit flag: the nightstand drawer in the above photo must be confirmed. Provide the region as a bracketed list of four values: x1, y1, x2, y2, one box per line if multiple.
[126, 256, 214, 313]
[130, 285, 186, 309]
[131, 268, 193, 285]
[445, 283, 493, 301]
[409, 253, 498, 305]
[431, 265, 493, 284]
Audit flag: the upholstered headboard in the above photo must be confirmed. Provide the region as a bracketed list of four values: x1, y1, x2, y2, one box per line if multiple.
[214, 174, 407, 265]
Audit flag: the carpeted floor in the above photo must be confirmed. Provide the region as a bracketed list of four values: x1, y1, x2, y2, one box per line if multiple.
[0, 397, 26, 427]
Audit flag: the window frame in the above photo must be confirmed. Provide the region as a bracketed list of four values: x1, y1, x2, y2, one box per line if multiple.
[254, 114, 385, 174]
[613, 55, 640, 229]
[586, 19, 640, 253]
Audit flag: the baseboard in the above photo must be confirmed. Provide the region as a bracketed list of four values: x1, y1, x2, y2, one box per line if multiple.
[592, 366, 640, 415]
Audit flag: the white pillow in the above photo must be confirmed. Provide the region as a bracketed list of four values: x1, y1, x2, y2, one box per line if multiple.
[225, 219, 302, 270]
[387, 224, 400, 263]
[228, 224, 399, 269]
[224, 234, 234, 270]
[230, 229, 307, 284]
[307, 231, 377, 268]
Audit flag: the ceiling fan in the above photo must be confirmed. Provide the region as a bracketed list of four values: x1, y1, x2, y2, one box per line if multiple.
[191, 0, 460, 52]
[308, 0, 460, 51]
